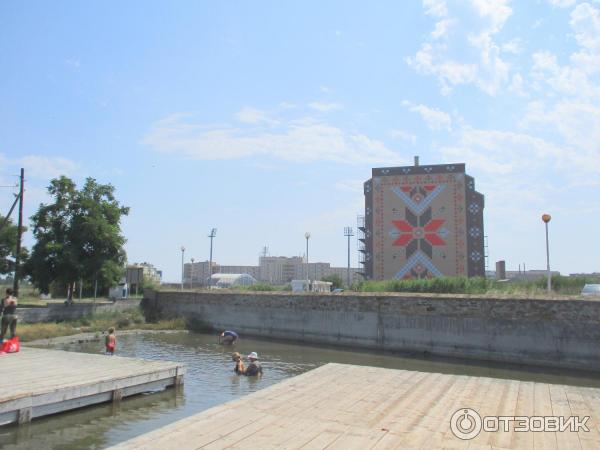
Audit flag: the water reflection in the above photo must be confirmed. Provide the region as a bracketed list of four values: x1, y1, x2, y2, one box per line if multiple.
[3, 331, 600, 449]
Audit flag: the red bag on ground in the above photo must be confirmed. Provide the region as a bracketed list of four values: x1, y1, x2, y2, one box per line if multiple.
[0, 337, 19, 353]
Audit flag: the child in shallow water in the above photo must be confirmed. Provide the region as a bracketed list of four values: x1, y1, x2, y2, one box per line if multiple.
[232, 352, 245, 375]
[105, 327, 116, 355]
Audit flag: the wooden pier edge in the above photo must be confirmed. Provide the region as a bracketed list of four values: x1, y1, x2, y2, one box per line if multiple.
[0, 347, 185, 426]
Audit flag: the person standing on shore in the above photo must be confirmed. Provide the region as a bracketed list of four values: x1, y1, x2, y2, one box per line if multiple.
[105, 327, 116, 355]
[0, 288, 18, 343]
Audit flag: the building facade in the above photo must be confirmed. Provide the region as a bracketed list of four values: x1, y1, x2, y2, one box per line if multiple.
[360, 161, 485, 280]
[183, 256, 361, 287]
[258, 256, 304, 284]
[183, 260, 218, 287]
[126, 262, 162, 294]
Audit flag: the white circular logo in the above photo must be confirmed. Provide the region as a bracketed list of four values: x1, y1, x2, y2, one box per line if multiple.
[450, 408, 482, 440]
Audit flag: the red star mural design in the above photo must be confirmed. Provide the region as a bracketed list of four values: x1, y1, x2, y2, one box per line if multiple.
[391, 206, 446, 259]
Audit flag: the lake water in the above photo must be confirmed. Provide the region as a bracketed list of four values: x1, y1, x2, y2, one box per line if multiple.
[2, 331, 600, 449]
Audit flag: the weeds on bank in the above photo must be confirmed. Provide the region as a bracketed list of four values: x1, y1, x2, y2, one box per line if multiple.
[18, 308, 186, 342]
[356, 275, 599, 296]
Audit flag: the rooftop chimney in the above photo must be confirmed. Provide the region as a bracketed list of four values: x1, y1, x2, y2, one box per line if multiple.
[414, 155, 420, 166]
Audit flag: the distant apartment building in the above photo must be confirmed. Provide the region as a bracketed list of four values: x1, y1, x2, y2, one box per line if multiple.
[258, 256, 304, 284]
[360, 159, 485, 280]
[183, 255, 361, 287]
[219, 264, 260, 279]
[505, 270, 561, 281]
[183, 260, 218, 287]
[126, 262, 162, 294]
[325, 266, 362, 285]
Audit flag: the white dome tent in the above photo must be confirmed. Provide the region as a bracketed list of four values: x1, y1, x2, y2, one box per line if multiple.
[209, 273, 257, 289]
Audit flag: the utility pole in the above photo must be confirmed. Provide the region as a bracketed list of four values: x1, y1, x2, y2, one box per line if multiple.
[13, 168, 24, 296]
[208, 228, 217, 289]
[304, 232, 311, 284]
[344, 227, 354, 288]
[190, 258, 195, 289]
[180, 246, 185, 290]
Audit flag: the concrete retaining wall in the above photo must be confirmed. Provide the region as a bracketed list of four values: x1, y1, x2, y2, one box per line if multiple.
[17, 299, 141, 324]
[143, 289, 600, 371]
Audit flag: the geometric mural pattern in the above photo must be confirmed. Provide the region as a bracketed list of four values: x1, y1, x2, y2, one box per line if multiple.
[364, 163, 485, 280]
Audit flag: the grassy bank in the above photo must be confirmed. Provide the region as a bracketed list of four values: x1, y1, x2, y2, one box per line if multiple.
[356, 275, 599, 296]
[17, 308, 186, 342]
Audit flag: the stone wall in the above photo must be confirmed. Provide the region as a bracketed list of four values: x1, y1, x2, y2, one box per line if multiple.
[17, 299, 141, 324]
[143, 289, 600, 371]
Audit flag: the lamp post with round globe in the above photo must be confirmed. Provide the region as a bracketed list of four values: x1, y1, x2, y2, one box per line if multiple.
[542, 214, 552, 294]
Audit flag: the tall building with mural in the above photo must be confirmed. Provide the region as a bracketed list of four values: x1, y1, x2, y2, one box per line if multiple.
[359, 159, 485, 280]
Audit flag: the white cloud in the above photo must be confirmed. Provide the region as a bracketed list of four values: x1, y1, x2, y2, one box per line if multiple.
[235, 107, 278, 125]
[407, 44, 477, 95]
[468, 33, 510, 95]
[439, 128, 568, 175]
[409, 0, 513, 96]
[65, 58, 81, 69]
[431, 19, 455, 39]
[423, 0, 448, 17]
[334, 179, 364, 193]
[508, 73, 527, 96]
[522, 100, 600, 166]
[402, 100, 452, 131]
[469, 0, 513, 33]
[279, 101, 297, 109]
[389, 129, 417, 144]
[548, 0, 577, 7]
[570, 3, 600, 50]
[308, 102, 343, 112]
[143, 113, 405, 166]
[501, 38, 523, 54]
[16, 155, 78, 179]
[569, 3, 600, 74]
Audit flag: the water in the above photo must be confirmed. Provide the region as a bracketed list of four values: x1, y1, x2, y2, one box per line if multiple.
[2, 331, 600, 449]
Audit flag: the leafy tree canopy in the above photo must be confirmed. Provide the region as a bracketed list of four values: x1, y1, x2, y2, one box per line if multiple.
[0, 215, 17, 274]
[321, 274, 343, 289]
[0, 214, 25, 275]
[26, 176, 129, 294]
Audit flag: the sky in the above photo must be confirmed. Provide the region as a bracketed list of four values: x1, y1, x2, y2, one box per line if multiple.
[1, 0, 599, 282]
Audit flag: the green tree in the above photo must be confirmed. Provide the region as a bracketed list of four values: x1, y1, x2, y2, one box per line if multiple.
[321, 274, 343, 289]
[26, 176, 129, 297]
[0, 214, 28, 276]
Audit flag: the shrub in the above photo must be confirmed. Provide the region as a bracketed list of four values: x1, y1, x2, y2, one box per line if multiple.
[246, 283, 277, 291]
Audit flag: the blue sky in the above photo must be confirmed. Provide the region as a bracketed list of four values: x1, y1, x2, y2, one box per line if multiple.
[1, 0, 599, 281]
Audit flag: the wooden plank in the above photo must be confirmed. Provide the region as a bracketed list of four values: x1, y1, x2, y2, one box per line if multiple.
[106, 364, 600, 450]
[512, 381, 535, 450]
[0, 347, 183, 426]
[549, 384, 582, 450]
[533, 382, 558, 450]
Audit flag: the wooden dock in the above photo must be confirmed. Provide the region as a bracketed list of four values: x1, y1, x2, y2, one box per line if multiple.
[0, 347, 184, 426]
[109, 363, 600, 450]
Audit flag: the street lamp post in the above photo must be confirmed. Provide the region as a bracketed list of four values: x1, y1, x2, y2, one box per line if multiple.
[344, 227, 354, 288]
[542, 214, 552, 294]
[304, 232, 311, 286]
[180, 246, 185, 291]
[208, 228, 217, 289]
[190, 258, 195, 290]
